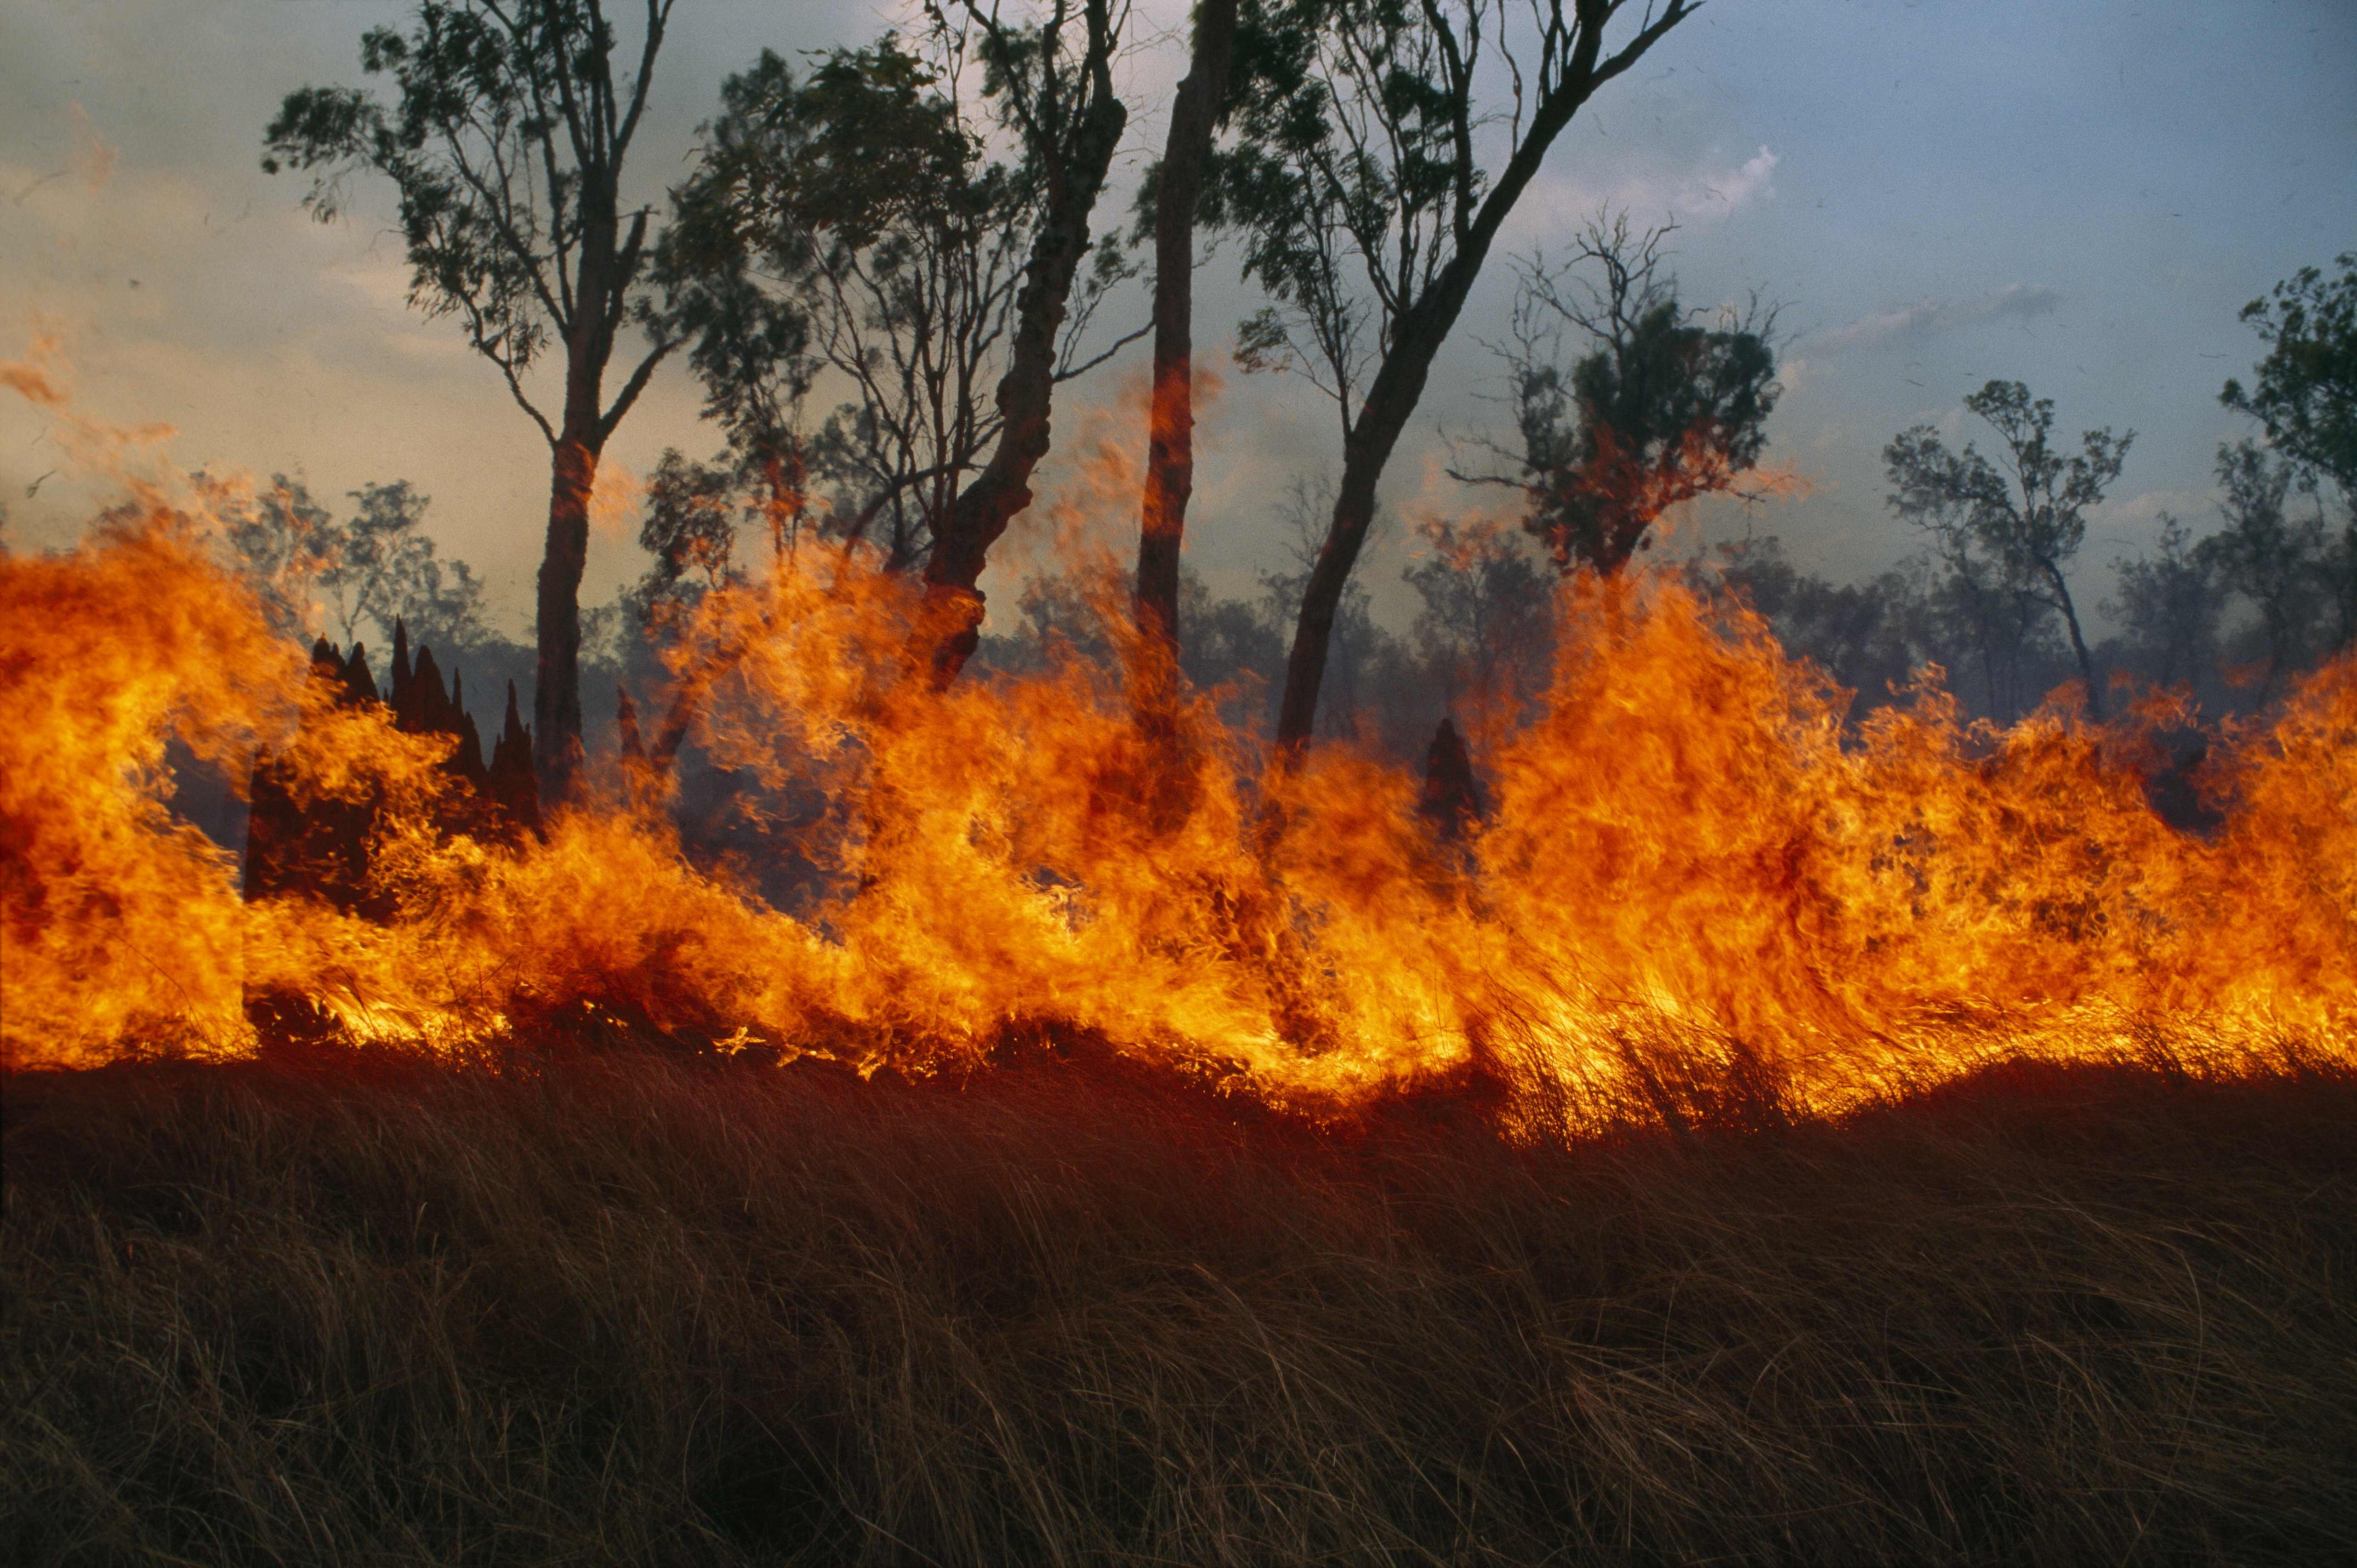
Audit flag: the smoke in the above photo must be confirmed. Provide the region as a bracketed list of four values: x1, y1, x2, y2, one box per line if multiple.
[1816, 283, 2063, 353]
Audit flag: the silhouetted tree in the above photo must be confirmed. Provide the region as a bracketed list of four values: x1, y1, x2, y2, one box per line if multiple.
[2223, 251, 2357, 649]
[670, 12, 1137, 687]
[1403, 518, 1553, 724]
[670, 36, 999, 574]
[2200, 440, 2329, 697]
[220, 476, 335, 637]
[222, 474, 491, 657]
[329, 481, 492, 655]
[1884, 381, 2130, 721]
[265, 0, 687, 801]
[629, 448, 754, 631]
[1931, 545, 2065, 724]
[1213, 0, 1699, 763]
[2105, 514, 2224, 696]
[1254, 472, 1394, 743]
[1135, 0, 1242, 675]
[1699, 536, 1927, 717]
[1456, 217, 1778, 578]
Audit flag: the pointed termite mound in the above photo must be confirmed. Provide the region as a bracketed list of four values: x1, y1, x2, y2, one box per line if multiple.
[389, 617, 412, 711]
[340, 642, 380, 707]
[489, 679, 542, 838]
[1418, 716, 1483, 844]
[449, 668, 490, 788]
[245, 639, 381, 915]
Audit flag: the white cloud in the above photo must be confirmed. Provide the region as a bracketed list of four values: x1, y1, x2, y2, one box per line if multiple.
[1511, 145, 1781, 245]
[1817, 283, 2061, 352]
[2089, 488, 2215, 531]
[1695, 145, 1780, 214]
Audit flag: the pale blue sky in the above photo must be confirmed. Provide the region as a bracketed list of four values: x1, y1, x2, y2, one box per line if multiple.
[4, 0, 2352, 633]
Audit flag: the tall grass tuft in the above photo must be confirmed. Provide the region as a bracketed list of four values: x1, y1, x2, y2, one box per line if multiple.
[6, 1038, 2355, 1565]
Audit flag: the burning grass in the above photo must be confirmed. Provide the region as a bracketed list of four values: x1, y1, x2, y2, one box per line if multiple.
[5, 515, 2353, 1108]
[6, 487, 2356, 1560]
[5, 1036, 2355, 1565]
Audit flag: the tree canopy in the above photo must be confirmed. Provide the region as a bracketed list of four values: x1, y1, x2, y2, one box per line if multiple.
[1456, 217, 1778, 578]
[263, 0, 684, 798]
[1885, 381, 2129, 720]
[2222, 252, 2357, 500]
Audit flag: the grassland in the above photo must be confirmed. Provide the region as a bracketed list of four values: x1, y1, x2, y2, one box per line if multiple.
[5, 1036, 2355, 1565]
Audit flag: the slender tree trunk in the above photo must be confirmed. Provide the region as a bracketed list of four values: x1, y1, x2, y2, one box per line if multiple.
[916, 20, 1127, 689]
[1273, 288, 1466, 762]
[1265, 0, 1698, 764]
[2044, 562, 2104, 722]
[535, 217, 617, 803]
[534, 424, 599, 801]
[2335, 514, 2357, 652]
[534, 181, 629, 803]
[1134, 0, 1239, 674]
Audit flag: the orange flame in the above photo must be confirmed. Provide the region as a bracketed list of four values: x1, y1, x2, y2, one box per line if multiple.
[4, 482, 2351, 1117]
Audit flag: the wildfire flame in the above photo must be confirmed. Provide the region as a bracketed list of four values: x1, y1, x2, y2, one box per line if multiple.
[4, 469, 2352, 1122]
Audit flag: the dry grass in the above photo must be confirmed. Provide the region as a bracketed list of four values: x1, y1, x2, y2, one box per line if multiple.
[5, 1036, 2355, 1566]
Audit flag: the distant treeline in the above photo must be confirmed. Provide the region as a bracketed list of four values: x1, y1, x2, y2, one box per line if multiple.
[210, 426, 2350, 801]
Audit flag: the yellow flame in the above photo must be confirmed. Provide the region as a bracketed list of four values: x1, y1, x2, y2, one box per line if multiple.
[3, 474, 2351, 1117]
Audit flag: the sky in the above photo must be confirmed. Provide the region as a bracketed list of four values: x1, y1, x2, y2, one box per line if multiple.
[4, 0, 2354, 640]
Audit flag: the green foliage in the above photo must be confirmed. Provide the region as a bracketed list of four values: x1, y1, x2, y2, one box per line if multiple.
[2106, 515, 2225, 695]
[664, 27, 1134, 571]
[1208, 0, 1477, 409]
[638, 450, 752, 592]
[262, 0, 679, 446]
[1486, 222, 1780, 576]
[670, 39, 976, 267]
[221, 474, 491, 656]
[2222, 251, 2357, 498]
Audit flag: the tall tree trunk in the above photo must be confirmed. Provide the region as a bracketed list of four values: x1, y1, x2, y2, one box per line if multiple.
[535, 228, 616, 802]
[1266, 0, 1696, 764]
[1273, 284, 1466, 762]
[915, 20, 1127, 689]
[534, 187, 626, 803]
[534, 425, 599, 801]
[2044, 562, 2104, 722]
[1134, 0, 1239, 676]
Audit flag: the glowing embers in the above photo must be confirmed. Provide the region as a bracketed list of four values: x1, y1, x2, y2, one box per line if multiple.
[3, 516, 2351, 1112]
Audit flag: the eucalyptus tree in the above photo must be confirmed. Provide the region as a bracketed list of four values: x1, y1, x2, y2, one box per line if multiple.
[222, 475, 492, 657]
[671, 6, 1137, 688]
[2222, 252, 2357, 649]
[1134, 0, 1242, 676]
[669, 35, 1024, 576]
[264, 0, 685, 801]
[2224, 253, 2357, 503]
[1211, 0, 1700, 762]
[2105, 514, 2223, 697]
[2199, 440, 2329, 695]
[1884, 381, 2130, 721]
[1452, 214, 1779, 578]
[920, 0, 1136, 685]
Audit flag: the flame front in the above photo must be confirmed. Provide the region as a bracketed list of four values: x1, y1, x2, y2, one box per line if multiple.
[5, 503, 2351, 1119]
